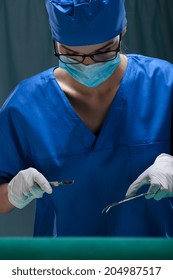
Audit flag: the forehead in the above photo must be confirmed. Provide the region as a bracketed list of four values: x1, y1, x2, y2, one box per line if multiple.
[58, 36, 118, 54]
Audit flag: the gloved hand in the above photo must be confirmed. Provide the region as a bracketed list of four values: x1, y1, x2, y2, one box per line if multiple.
[126, 153, 173, 201]
[8, 167, 52, 209]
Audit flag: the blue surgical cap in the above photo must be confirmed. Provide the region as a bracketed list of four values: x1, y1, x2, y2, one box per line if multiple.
[45, 0, 127, 46]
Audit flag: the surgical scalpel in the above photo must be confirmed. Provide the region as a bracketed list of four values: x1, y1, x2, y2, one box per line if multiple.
[49, 180, 75, 187]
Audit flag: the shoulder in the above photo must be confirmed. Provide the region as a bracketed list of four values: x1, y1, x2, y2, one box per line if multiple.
[13, 67, 56, 98]
[0, 67, 58, 111]
[0, 67, 62, 140]
[126, 54, 173, 84]
[127, 54, 173, 72]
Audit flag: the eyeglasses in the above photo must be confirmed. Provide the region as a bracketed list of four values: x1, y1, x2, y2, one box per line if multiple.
[53, 35, 121, 64]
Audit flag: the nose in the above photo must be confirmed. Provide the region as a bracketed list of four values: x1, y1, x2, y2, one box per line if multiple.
[82, 56, 95, 65]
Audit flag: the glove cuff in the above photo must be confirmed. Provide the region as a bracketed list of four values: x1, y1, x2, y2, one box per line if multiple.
[8, 184, 35, 209]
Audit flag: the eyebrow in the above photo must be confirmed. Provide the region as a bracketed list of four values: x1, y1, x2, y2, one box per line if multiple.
[60, 40, 116, 55]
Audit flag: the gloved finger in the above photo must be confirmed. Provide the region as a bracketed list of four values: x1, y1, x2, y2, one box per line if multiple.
[153, 188, 173, 200]
[33, 171, 52, 194]
[153, 189, 168, 201]
[125, 169, 150, 198]
[29, 185, 44, 198]
[145, 184, 160, 199]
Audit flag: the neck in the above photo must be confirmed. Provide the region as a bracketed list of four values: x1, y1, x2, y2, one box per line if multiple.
[54, 55, 128, 135]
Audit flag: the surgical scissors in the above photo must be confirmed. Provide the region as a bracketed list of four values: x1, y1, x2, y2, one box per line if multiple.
[102, 191, 157, 213]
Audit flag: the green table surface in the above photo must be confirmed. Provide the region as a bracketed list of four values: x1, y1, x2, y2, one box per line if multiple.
[0, 238, 172, 260]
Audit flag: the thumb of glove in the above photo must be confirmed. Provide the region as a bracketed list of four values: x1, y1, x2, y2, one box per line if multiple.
[125, 168, 151, 198]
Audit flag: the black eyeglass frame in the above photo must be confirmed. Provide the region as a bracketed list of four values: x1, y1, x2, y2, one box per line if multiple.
[53, 35, 122, 64]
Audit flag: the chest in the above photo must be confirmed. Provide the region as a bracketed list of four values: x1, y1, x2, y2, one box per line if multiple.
[66, 88, 118, 135]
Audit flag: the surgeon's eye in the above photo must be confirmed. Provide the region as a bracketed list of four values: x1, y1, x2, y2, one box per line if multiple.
[65, 54, 81, 60]
[92, 50, 118, 62]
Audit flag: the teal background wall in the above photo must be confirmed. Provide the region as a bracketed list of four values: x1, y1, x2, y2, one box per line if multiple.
[0, 0, 173, 236]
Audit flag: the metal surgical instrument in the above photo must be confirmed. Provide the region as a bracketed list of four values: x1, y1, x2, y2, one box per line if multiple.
[102, 191, 157, 213]
[49, 180, 75, 187]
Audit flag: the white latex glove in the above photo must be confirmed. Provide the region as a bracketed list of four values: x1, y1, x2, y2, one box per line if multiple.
[8, 167, 52, 209]
[126, 153, 173, 201]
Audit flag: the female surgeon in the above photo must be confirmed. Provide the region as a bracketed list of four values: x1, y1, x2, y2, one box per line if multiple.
[0, 0, 173, 237]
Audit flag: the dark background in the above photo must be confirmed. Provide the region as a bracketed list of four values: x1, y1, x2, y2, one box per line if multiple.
[0, 0, 173, 236]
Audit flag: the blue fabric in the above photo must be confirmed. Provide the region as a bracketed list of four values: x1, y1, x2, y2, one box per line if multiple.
[45, 0, 127, 46]
[0, 55, 173, 237]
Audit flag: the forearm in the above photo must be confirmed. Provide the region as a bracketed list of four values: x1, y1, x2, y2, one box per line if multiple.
[0, 183, 15, 213]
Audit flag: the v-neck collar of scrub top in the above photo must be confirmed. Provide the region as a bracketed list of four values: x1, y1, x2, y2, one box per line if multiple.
[52, 56, 136, 152]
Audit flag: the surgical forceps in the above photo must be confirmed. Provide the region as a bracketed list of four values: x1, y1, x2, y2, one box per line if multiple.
[102, 191, 158, 213]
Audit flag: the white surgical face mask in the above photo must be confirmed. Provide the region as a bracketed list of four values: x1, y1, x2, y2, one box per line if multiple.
[59, 53, 121, 87]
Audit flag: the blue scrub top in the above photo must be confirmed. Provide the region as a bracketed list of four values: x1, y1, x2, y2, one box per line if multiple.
[0, 54, 173, 237]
